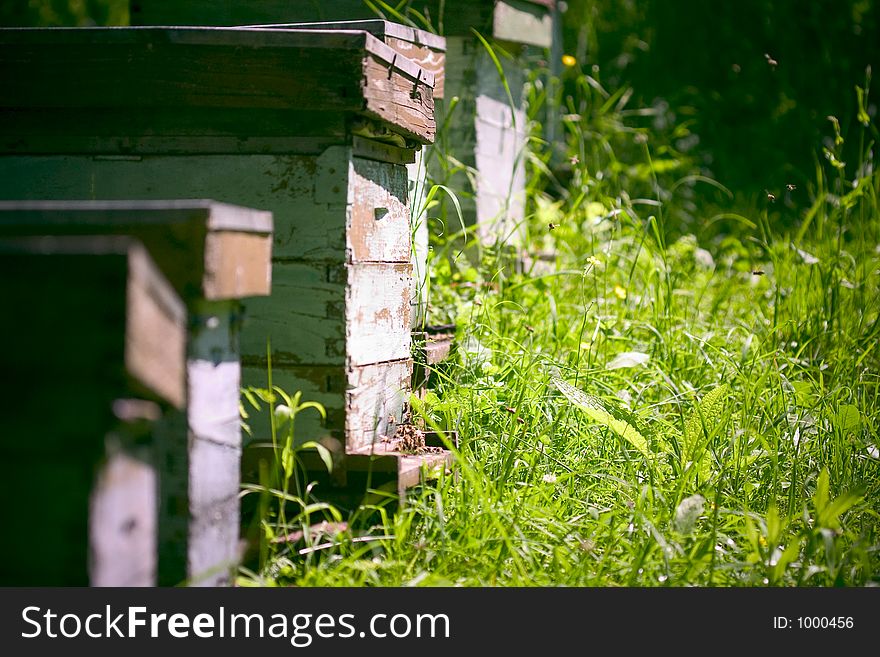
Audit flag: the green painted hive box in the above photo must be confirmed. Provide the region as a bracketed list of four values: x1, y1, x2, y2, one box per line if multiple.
[131, 0, 556, 248]
[242, 19, 448, 330]
[0, 26, 449, 504]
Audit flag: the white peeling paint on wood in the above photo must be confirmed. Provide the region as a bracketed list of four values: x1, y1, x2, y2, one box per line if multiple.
[346, 263, 412, 367]
[407, 148, 430, 328]
[474, 48, 528, 247]
[348, 156, 410, 263]
[89, 451, 157, 587]
[493, 0, 555, 48]
[187, 495, 239, 587]
[425, 35, 529, 248]
[188, 438, 241, 513]
[188, 301, 241, 449]
[346, 359, 412, 452]
[186, 300, 242, 585]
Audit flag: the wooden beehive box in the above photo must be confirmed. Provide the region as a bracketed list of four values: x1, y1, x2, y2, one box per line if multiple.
[0, 26, 449, 501]
[133, 6, 446, 328]
[131, 0, 555, 249]
[424, 0, 555, 248]
[0, 199, 274, 586]
[0, 236, 186, 586]
[247, 20, 447, 329]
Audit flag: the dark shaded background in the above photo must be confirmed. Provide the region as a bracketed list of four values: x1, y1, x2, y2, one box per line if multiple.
[564, 0, 879, 201]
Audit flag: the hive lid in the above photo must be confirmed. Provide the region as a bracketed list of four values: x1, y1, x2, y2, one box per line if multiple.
[0, 200, 274, 301]
[129, 1, 554, 47]
[247, 19, 447, 98]
[249, 19, 447, 51]
[0, 27, 436, 153]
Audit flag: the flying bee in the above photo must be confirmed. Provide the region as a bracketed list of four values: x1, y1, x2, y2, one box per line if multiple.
[752, 269, 766, 276]
[524, 325, 535, 333]
[548, 222, 559, 231]
[766, 192, 776, 203]
[516, 417, 526, 425]
[764, 53, 778, 68]
[786, 183, 796, 191]
[505, 407, 517, 413]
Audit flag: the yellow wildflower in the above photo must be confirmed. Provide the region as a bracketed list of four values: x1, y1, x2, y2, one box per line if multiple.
[613, 284, 627, 300]
[562, 54, 577, 67]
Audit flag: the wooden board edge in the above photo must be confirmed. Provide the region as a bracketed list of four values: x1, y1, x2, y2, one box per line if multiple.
[125, 242, 187, 408]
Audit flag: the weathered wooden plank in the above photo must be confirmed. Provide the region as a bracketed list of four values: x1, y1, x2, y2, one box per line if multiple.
[256, 19, 447, 51]
[243, 261, 411, 369]
[0, 199, 273, 302]
[0, 108, 348, 155]
[408, 148, 430, 327]
[363, 55, 435, 145]
[0, 29, 365, 110]
[0, 27, 435, 146]
[188, 438, 241, 512]
[429, 34, 528, 246]
[473, 56, 528, 245]
[251, 21, 447, 99]
[347, 359, 413, 452]
[187, 494, 240, 586]
[125, 243, 189, 408]
[352, 135, 417, 165]
[349, 157, 411, 263]
[347, 263, 413, 366]
[493, 0, 554, 48]
[386, 35, 447, 99]
[0, 155, 340, 262]
[240, 262, 346, 367]
[89, 451, 157, 587]
[204, 232, 272, 300]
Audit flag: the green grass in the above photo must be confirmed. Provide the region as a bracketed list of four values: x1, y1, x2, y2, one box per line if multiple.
[239, 63, 880, 588]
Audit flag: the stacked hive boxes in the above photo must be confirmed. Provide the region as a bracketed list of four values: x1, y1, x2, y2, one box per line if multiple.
[0, 24, 448, 580]
[131, 0, 557, 250]
[0, 3, 557, 582]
